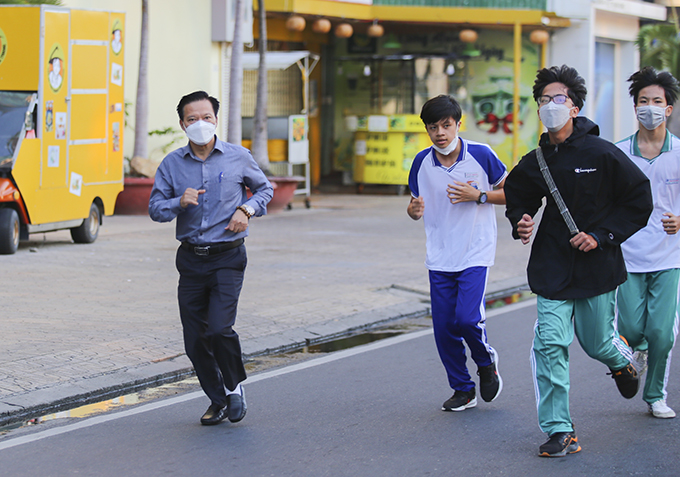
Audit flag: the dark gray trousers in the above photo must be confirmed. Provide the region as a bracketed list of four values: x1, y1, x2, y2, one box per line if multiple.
[176, 244, 248, 407]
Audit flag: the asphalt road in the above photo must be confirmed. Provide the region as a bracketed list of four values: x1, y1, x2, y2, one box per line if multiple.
[1, 300, 678, 476]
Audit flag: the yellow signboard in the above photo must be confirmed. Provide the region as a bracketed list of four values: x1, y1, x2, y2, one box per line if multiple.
[353, 114, 434, 185]
[353, 114, 430, 185]
[0, 8, 41, 90]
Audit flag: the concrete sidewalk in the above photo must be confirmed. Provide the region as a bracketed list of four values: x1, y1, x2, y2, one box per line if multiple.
[0, 194, 530, 426]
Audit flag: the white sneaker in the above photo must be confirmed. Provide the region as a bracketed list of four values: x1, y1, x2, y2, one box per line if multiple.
[633, 350, 648, 378]
[649, 400, 676, 419]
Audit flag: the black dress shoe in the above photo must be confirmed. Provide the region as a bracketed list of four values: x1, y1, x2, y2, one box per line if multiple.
[200, 403, 228, 425]
[227, 388, 247, 423]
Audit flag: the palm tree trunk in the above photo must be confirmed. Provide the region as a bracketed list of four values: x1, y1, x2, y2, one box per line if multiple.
[227, 0, 244, 144]
[133, 0, 149, 159]
[251, 0, 270, 173]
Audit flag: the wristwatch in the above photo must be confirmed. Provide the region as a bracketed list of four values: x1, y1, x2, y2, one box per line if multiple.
[476, 191, 488, 205]
[237, 204, 255, 218]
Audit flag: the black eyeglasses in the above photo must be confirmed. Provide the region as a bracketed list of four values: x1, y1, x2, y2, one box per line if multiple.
[537, 94, 569, 106]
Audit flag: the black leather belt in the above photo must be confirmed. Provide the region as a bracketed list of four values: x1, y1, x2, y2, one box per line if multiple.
[181, 238, 244, 256]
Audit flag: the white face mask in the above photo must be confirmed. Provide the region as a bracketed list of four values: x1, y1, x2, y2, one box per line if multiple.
[432, 135, 458, 155]
[539, 102, 574, 133]
[636, 105, 668, 131]
[184, 120, 216, 146]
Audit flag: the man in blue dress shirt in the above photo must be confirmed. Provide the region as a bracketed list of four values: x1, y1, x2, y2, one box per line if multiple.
[149, 91, 273, 425]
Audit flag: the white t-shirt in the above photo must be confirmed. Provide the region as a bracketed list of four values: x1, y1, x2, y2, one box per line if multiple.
[616, 131, 680, 273]
[408, 140, 507, 272]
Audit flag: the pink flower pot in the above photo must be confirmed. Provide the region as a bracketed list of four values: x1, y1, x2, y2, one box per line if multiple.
[115, 176, 304, 216]
[266, 176, 304, 213]
[247, 176, 303, 213]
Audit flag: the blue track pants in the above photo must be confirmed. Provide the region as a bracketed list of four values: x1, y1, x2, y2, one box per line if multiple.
[429, 267, 496, 392]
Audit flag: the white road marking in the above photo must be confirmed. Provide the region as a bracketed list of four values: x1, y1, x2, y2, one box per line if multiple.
[0, 298, 535, 451]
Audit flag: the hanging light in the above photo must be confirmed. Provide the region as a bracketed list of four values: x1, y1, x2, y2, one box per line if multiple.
[446, 63, 455, 75]
[363, 64, 371, 76]
[367, 20, 384, 38]
[459, 29, 478, 43]
[286, 15, 306, 32]
[312, 18, 331, 34]
[335, 23, 354, 38]
[530, 29, 549, 44]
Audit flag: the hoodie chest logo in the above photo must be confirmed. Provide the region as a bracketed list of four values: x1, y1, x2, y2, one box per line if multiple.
[575, 168, 597, 174]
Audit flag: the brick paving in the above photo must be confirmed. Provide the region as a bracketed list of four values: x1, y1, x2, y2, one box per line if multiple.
[0, 193, 530, 425]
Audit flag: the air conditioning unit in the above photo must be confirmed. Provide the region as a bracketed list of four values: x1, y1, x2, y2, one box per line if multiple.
[211, 0, 254, 44]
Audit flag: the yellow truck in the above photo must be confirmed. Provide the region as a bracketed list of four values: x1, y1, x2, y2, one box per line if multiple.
[0, 5, 125, 254]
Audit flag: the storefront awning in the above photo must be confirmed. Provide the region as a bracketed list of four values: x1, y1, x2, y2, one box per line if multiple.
[241, 51, 312, 71]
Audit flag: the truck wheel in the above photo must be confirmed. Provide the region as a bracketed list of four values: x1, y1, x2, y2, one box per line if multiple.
[0, 208, 20, 254]
[70, 202, 101, 244]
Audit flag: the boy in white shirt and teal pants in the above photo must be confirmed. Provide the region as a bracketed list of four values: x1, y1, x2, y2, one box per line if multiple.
[616, 66, 680, 419]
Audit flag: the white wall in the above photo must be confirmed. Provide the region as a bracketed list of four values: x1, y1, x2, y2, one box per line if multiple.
[593, 9, 641, 140]
[548, 0, 592, 20]
[609, 37, 640, 140]
[62, 0, 223, 161]
[549, 16, 593, 114]
[548, 3, 647, 141]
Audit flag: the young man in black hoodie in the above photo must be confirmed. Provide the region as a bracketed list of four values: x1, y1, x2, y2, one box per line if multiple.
[504, 65, 653, 458]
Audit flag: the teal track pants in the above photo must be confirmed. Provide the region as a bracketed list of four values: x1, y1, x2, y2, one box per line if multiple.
[532, 292, 633, 435]
[616, 269, 680, 404]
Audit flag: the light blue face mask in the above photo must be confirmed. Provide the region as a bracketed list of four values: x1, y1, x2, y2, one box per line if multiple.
[636, 105, 669, 131]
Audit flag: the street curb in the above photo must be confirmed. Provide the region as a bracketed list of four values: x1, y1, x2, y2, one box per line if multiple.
[0, 283, 528, 428]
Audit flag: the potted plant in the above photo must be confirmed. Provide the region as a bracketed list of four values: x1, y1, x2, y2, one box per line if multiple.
[115, 127, 184, 215]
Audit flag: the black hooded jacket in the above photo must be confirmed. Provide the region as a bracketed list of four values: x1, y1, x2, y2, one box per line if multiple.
[505, 117, 653, 300]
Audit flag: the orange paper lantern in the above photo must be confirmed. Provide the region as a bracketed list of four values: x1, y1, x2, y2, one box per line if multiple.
[335, 23, 354, 39]
[286, 15, 306, 32]
[367, 23, 384, 38]
[459, 29, 478, 43]
[312, 18, 331, 34]
[530, 29, 549, 44]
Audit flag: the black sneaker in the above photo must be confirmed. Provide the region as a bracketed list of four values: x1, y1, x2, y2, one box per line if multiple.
[609, 363, 639, 399]
[538, 432, 581, 457]
[477, 348, 503, 402]
[442, 389, 477, 412]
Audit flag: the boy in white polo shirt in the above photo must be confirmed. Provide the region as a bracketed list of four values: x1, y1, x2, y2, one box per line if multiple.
[407, 94, 507, 411]
[616, 66, 680, 419]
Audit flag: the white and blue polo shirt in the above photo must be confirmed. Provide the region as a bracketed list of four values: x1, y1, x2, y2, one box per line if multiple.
[408, 140, 507, 272]
[616, 131, 680, 273]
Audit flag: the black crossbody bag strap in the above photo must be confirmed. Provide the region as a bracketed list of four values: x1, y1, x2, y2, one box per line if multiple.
[534, 146, 580, 236]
